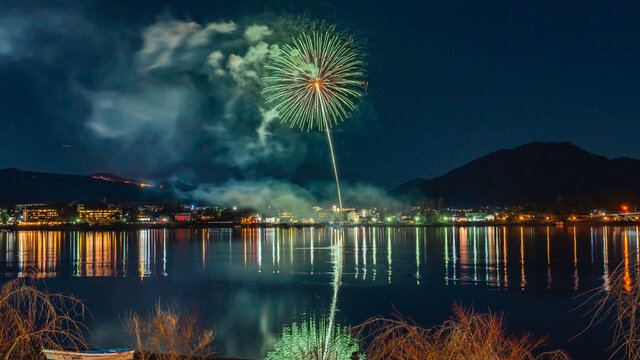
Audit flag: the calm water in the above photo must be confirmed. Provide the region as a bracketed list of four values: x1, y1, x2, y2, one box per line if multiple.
[0, 226, 637, 359]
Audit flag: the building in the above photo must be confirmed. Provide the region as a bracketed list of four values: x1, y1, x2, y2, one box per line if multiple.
[347, 211, 360, 223]
[137, 214, 153, 222]
[79, 209, 122, 224]
[22, 208, 61, 223]
[465, 212, 494, 222]
[174, 213, 191, 222]
[279, 211, 294, 222]
[78, 205, 122, 225]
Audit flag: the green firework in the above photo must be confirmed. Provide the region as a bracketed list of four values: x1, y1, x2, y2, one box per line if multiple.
[262, 30, 365, 131]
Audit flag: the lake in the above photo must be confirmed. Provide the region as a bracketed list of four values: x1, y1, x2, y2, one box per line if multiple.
[0, 225, 636, 359]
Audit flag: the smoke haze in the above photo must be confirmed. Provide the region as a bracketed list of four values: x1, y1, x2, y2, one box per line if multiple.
[0, 3, 393, 212]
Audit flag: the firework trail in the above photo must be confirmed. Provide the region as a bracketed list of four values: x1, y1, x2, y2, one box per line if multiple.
[262, 30, 365, 213]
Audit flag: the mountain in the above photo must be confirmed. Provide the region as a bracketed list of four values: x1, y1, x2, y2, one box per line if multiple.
[0, 168, 170, 207]
[90, 173, 153, 187]
[393, 142, 640, 206]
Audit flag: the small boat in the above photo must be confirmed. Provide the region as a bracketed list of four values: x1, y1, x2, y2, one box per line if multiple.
[42, 348, 135, 360]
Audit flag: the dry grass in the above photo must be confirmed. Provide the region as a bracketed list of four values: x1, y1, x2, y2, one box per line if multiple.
[0, 270, 88, 360]
[354, 305, 570, 360]
[579, 253, 640, 360]
[124, 300, 215, 360]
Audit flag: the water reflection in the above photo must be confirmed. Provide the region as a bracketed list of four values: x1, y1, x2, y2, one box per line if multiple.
[0, 226, 640, 291]
[547, 227, 552, 290]
[73, 232, 119, 277]
[573, 227, 579, 291]
[603, 227, 610, 291]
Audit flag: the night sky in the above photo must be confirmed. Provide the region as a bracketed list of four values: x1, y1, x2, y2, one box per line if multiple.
[1, 0, 639, 188]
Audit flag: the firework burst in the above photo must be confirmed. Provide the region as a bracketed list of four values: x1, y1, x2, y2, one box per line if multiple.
[262, 31, 364, 131]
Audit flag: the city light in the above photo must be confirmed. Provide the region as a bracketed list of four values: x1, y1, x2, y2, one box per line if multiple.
[3, 201, 639, 228]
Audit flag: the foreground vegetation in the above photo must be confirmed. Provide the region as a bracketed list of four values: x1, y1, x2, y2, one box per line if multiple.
[124, 301, 215, 360]
[580, 251, 640, 360]
[354, 306, 569, 360]
[0, 272, 88, 360]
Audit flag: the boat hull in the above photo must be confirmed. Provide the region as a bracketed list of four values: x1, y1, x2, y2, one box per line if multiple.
[42, 348, 135, 360]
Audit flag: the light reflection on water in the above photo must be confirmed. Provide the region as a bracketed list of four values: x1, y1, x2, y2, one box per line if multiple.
[1, 226, 640, 290]
[1, 225, 639, 359]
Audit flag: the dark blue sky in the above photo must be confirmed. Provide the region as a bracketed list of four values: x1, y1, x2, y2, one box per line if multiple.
[1, 0, 638, 187]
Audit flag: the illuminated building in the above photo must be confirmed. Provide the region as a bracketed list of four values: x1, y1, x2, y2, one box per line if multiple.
[240, 216, 258, 224]
[137, 214, 152, 222]
[466, 213, 494, 222]
[279, 212, 294, 222]
[347, 211, 360, 223]
[22, 208, 61, 223]
[314, 209, 332, 221]
[174, 213, 191, 222]
[79, 208, 122, 225]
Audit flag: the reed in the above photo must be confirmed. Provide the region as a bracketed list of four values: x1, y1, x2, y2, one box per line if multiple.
[0, 270, 88, 360]
[580, 253, 640, 360]
[354, 305, 570, 360]
[124, 300, 215, 360]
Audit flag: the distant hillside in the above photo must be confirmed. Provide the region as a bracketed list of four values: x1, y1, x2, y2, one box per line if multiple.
[0, 168, 170, 207]
[393, 142, 640, 206]
[90, 172, 154, 187]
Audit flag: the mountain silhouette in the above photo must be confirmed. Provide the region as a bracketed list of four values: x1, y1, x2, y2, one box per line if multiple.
[393, 142, 640, 207]
[0, 168, 167, 207]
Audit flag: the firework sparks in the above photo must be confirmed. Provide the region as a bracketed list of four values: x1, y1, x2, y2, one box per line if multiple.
[263, 31, 364, 130]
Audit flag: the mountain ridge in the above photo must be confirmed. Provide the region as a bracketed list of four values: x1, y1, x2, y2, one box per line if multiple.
[393, 141, 640, 207]
[0, 168, 166, 207]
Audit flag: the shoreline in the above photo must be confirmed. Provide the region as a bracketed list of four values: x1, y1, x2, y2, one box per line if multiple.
[1, 220, 639, 231]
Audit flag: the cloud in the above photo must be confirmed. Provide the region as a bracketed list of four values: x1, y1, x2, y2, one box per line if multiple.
[87, 79, 202, 163]
[0, 28, 15, 56]
[0, 11, 102, 63]
[206, 50, 226, 76]
[0, 14, 48, 58]
[244, 24, 272, 43]
[136, 18, 237, 72]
